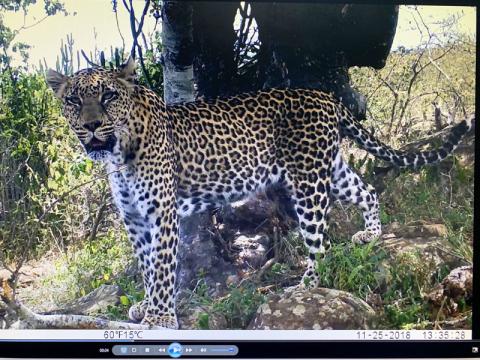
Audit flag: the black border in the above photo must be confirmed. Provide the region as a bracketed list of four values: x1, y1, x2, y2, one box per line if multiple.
[0, 0, 477, 358]
[0, 341, 479, 358]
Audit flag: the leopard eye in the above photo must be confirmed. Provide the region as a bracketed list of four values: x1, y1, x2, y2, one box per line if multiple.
[66, 95, 82, 106]
[101, 91, 118, 104]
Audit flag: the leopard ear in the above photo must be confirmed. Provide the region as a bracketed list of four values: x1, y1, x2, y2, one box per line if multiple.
[117, 56, 136, 85]
[46, 69, 69, 98]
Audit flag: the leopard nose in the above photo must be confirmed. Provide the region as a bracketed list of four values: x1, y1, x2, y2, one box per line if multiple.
[84, 120, 102, 132]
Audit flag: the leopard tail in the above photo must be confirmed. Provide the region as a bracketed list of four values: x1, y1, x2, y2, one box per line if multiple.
[339, 110, 474, 168]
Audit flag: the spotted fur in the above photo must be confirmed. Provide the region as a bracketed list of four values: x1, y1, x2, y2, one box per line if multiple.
[47, 59, 474, 329]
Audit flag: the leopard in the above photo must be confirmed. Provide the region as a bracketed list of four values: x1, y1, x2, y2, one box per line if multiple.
[46, 58, 474, 329]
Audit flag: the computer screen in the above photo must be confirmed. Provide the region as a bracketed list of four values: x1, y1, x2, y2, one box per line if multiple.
[0, 0, 477, 358]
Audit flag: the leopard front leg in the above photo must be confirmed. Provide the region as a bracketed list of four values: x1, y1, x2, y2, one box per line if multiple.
[120, 209, 154, 323]
[108, 168, 152, 322]
[139, 202, 179, 328]
[138, 176, 180, 329]
[123, 216, 151, 323]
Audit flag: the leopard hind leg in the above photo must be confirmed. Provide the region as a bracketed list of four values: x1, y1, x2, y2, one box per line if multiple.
[284, 164, 332, 290]
[331, 151, 381, 244]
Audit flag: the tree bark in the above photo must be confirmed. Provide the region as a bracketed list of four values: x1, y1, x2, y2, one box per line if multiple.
[161, 1, 195, 104]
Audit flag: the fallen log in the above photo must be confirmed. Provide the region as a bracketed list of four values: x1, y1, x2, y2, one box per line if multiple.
[9, 302, 154, 329]
[1, 280, 160, 330]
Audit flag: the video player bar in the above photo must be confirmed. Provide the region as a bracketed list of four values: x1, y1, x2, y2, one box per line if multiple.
[112, 344, 239, 357]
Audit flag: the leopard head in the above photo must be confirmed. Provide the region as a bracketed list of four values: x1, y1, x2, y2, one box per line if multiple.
[47, 58, 137, 161]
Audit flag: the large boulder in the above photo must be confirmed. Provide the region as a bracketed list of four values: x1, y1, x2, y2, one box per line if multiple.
[248, 288, 376, 330]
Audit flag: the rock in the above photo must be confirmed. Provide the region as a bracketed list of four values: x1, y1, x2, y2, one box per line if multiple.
[426, 266, 473, 316]
[248, 288, 376, 330]
[178, 306, 227, 330]
[48, 284, 123, 315]
[177, 213, 237, 296]
[384, 222, 447, 238]
[442, 266, 473, 301]
[381, 223, 464, 269]
[233, 234, 270, 269]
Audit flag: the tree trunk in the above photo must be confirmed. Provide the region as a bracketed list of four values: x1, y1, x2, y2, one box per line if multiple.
[251, 3, 398, 120]
[161, 1, 195, 104]
[191, 2, 238, 98]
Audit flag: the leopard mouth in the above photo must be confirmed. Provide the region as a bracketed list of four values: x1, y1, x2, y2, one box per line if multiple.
[84, 135, 116, 154]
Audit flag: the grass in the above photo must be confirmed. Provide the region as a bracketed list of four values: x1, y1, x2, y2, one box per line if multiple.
[43, 229, 136, 307]
[313, 237, 458, 329]
[314, 158, 474, 329]
[315, 240, 388, 298]
[183, 280, 266, 330]
[382, 251, 436, 329]
[381, 159, 474, 264]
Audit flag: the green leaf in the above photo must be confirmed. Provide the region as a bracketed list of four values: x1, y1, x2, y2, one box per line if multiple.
[47, 178, 58, 190]
[120, 295, 130, 306]
[197, 312, 210, 330]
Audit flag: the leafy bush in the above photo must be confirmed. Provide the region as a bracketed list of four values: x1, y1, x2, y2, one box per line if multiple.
[0, 70, 61, 263]
[43, 230, 133, 304]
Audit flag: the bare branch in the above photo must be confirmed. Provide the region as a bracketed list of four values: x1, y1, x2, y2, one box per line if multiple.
[113, 7, 126, 51]
[14, 14, 49, 32]
[80, 50, 99, 67]
[0, 279, 158, 329]
[137, 45, 154, 89]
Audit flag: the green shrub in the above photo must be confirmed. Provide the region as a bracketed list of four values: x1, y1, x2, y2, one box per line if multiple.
[44, 230, 133, 304]
[316, 240, 388, 298]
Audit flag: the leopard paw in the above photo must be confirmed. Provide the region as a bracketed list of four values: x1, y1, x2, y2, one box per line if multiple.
[351, 230, 380, 245]
[128, 300, 148, 323]
[284, 271, 319, 293]
[140, 313, 178, 329]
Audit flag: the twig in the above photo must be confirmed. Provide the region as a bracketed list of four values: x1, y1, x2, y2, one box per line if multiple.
[114, 7, 126, 51]
[253, 226, 281, 281]
[434, 295, 448, 329]
[88, 201, 108, 243]
[80, 50, 99, 67]
[38, 166, 126, 223]
[412, 316, 470, 330]
[14, 14, 49, 32]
